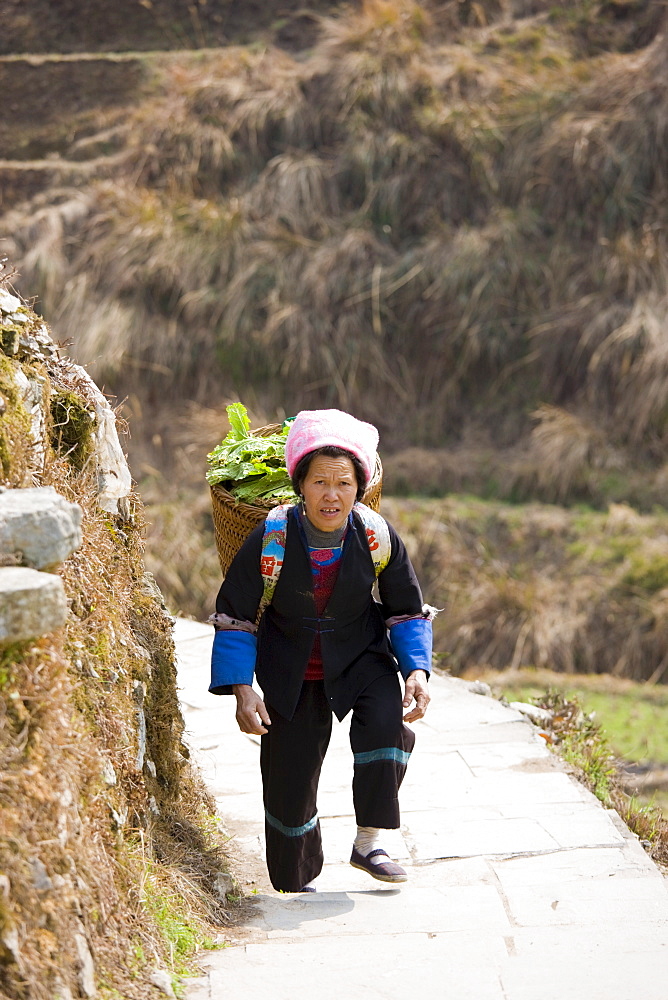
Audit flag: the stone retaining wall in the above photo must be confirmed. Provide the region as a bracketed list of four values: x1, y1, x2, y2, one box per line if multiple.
[0, 486, 82, 644]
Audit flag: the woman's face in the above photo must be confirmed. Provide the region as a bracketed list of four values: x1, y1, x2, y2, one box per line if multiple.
[301, 455, 358, 533]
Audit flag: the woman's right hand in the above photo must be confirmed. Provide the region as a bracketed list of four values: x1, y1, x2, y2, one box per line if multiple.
[232, 684, 272, 735]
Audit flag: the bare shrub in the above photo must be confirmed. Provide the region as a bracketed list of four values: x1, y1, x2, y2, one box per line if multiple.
[530, 30, 668, 235]
[508, 405, 620, 504]
[590, 295, 668, 451]
[247, 152, 340, 236]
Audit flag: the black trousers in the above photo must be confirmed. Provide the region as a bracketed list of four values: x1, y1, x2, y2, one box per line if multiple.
[260, 673, 415, 892]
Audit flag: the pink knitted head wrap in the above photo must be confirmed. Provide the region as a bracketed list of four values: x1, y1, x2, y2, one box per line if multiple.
[285, 409, 379, 481]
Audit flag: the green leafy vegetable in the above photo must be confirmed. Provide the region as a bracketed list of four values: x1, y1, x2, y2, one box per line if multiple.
[206, 403, 296, 504]
[226, 401, 251, 440]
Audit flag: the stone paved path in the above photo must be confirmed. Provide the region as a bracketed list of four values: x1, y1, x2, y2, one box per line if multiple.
[174, 617, 668, 1000]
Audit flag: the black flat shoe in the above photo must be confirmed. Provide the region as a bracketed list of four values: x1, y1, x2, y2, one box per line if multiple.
[350, 847, 408, 883]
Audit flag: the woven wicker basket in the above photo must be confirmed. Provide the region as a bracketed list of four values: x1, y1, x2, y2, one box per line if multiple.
[210, 422, 383, 576]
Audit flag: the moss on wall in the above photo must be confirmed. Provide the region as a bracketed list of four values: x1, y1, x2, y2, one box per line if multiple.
[50, 388, 95, 469]
[0, 353, 31, 484]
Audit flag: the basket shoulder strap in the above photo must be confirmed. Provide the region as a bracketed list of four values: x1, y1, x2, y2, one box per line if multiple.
[257, 503, 292, 622]
[353, 502, 391, 577]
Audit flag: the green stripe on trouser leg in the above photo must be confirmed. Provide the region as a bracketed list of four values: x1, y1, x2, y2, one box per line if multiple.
[350, 672, 415, 829]
[264, 810, 319, 838]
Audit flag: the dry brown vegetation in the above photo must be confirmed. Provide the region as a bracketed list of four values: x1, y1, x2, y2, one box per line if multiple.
[0, 287, 236, 998]
[382, 495, 668, 685]
[0, 7, 667, 980]
[2, 0, 667, 515]
[1, 3, 667, 649]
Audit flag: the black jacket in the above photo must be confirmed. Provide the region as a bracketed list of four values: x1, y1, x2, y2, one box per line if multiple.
[214, 506, 424, 720]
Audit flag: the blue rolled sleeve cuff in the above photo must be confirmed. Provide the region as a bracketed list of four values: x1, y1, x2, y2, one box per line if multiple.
[389, 617, 432, 680]
[209, 629, 257, 694]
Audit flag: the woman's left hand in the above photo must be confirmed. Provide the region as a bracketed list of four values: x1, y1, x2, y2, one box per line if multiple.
[402, 670, 430, 722]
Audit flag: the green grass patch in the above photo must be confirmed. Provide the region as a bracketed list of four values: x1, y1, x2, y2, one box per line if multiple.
[140, 862, 221, 996]
[620, 551, 668, 595]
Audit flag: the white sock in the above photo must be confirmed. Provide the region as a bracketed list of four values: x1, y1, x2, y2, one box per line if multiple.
[354, 826, 388, 865]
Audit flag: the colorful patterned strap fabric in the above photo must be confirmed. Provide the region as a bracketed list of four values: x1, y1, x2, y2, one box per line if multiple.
[352, 501, 391, 576]
[257, 501, 391, 620]
[257, 503, 292, 621]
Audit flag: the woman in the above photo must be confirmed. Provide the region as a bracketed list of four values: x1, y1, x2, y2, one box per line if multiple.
[209, 408, 433, 893]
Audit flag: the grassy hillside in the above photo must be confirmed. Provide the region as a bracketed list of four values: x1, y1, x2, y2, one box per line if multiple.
[2, 0, 667, 678]
[2, 0, 667, 511]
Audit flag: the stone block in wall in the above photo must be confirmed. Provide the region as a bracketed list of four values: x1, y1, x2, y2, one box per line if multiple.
[0, 567, 68, 644]
[0, 486, 82, 570]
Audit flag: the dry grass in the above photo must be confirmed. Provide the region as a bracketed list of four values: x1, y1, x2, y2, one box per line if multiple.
[0, 314, 237, 998]
[506, 405, 623, 504]
[382, 495, 668, 685]
[1, 3, 668, 634]
[3, 6, 667, 482]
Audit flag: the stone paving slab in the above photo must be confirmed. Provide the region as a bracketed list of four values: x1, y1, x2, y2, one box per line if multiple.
[255, 882, 511, 937]
[502, 925, 668, 1000]
[189, 931, 511, 1000]
[491, 844, 662, 883]
[173, 617, 668, 1000]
